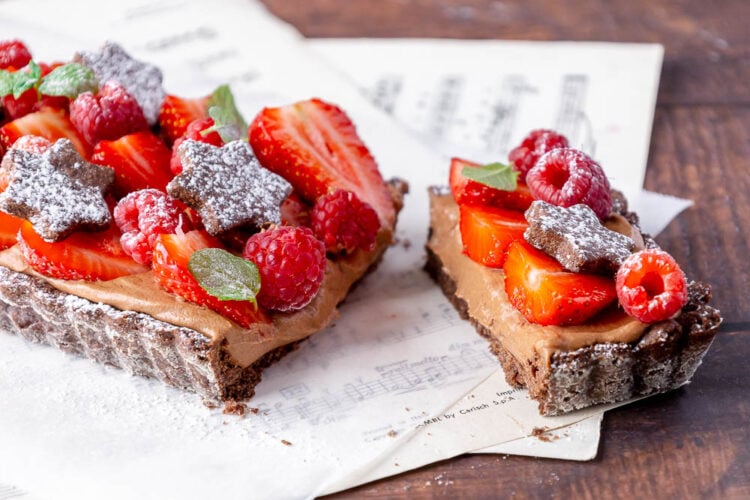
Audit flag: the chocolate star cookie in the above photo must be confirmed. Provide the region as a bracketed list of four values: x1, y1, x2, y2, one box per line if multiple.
[0, 139, 114, 242]
[524, 200, 635, 275]
[167, 140, 292, 235]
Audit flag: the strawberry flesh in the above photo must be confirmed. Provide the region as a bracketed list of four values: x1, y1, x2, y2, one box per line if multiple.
[449, 157, 534, 211]
[0, 211, 23, 249]
[17, 220, 148, 280]
[459, 204, 528, 268]
[152, 230, 269, 328]
[503, 240, 617, 326]
[0, 108, 90, 158]
[91, 130, 173, 197]
[248, 98, 394, 226]
[158, 94, 209, 145]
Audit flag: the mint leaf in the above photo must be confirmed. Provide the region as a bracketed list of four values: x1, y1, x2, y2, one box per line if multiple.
[0, 70, 13, 96]
[38, 63, 98, 98]
[188, 248, 260, 305]
[206, 84, 248, 142]
[462, 162, 519, 191]
[11, 60, 41, 99]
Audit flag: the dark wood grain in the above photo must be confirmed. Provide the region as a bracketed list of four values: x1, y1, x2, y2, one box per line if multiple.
[259, 1, 750, 497]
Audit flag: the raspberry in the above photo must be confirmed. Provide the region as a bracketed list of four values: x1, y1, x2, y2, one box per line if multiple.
[311, 190, 380, 254]
[169, 117, 223, 174]
[616, 249, 688, 323]
[243, 226, 326, 312]
[508, 129, 569, 181]
[0, 40, 32, 70]
[70, 81, 148, 146]
[113, 189, 192, 265]
[526, 148, 612, 219]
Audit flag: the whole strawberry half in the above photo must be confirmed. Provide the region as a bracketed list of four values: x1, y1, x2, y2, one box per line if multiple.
[91, 130, 173, 197]
[459, 204, 528, 268]
[17, 220, 149, 280]
[158, 94, 209, 145]
[0, 108, 90, 158]
[248, 98, 394, 226]
[503, 240, 617, 326]
[151, 229, 270, 328]
[449, 157, 533, 211]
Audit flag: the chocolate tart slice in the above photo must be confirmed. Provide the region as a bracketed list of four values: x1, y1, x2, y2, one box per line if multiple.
[425, 189, 721, 415]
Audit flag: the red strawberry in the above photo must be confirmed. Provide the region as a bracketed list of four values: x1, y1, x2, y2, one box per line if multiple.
[459, 204, 528, 268]
[91, 131, 173, 197]
[0, 108, 90, 158]
[16, 221, 148, 280]
[503, 240, 617, 326]
[1, 62, 69, 120]
[152, 229, 269, 328]
[449, 158, 534, 211]
[249, 98, 394, 226]
[158, 94, 209, 145]
[0, 211, 24, 249]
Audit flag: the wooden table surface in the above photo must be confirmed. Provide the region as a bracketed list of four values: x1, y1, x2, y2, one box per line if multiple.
[261, 1, 750, 498]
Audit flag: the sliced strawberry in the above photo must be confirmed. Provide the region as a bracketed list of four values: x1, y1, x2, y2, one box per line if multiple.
[503, 240, 617, 326]
[0, 62, 69, 121]
[158, 94, 209, 145]
[248, 98, 394, 225]
[0, 107, 90, 158]
[152, 230, 269, 328]
[91, 130, 173, 197]
[0, 211, 24, 249]
[17, 221, 148, 280]
[449, 157, 534, 211]
[460, 204, 528, 268]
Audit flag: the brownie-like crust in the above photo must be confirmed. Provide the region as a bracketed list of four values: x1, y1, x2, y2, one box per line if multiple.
[0, 266, 297, 402]
[425, 234, 722, 416]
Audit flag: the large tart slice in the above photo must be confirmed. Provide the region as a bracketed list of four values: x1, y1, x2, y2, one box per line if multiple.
[425, 132, 721, 415]
[0, 40, 405, 403]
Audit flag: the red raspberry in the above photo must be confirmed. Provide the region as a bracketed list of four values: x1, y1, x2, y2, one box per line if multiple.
[169, 117, 223, 174]
[70, 81, 148, 146]
[616, 249, 688, 323]
[0, 40, 32, 70]
[526, 148, 612, 219]
[243, 226, 326, 312]
[113, 189, 193, 265]
[508, 129, 569, 181]
[311, 190, 380, 254]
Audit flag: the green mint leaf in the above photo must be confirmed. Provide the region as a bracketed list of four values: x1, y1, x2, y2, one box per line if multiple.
[206, 84, 248, 142]
[38, 63, 98, 98]
[0, 70, 14, 96]
[462, 162, 519, 191]
[11, 61, 42, 99]
[188, 248, 260, 306]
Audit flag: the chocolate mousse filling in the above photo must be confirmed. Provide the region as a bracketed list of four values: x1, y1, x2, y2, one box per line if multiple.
[425, 189, 722, 415]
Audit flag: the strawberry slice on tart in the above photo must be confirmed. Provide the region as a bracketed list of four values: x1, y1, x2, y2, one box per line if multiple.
[449, 157, 534, 211]
[459, 203, 528, 268]
[0, 107, 90, 158]
[248, 98, 395, 226]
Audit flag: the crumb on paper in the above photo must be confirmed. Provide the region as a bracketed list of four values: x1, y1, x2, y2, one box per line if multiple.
[222, 400, 247, 417]
[203, 400, 219, 410]
[401, 238, 412, 250]
[387, 430, 398, 438]
[281, 439, 292, 446]
[531, 426, 559, 442]
[249, 407, 260, 415]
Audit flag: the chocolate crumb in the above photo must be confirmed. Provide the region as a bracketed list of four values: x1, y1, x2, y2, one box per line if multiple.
[387, 430, 398, 438]
[249, 407, 260, 415]
[281, 439, 292, 446]
[222, 400, 247, 416]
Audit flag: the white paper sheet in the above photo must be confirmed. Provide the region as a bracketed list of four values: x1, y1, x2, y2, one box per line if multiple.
[0, 1, 690, 498]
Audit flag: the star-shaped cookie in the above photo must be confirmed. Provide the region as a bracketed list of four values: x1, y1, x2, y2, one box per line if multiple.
[167, 140, 292, 235]
[524, 200, 635, 275]
[76, 41, 165, 125]
[0, 139, 114, 242]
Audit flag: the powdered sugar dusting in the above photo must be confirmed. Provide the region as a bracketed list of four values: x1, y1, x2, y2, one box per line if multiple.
[167, 140, 292, 235]
[76, 41, 165, 125]
[524, 201, 634, 274]
[0, 139, 113, 241]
